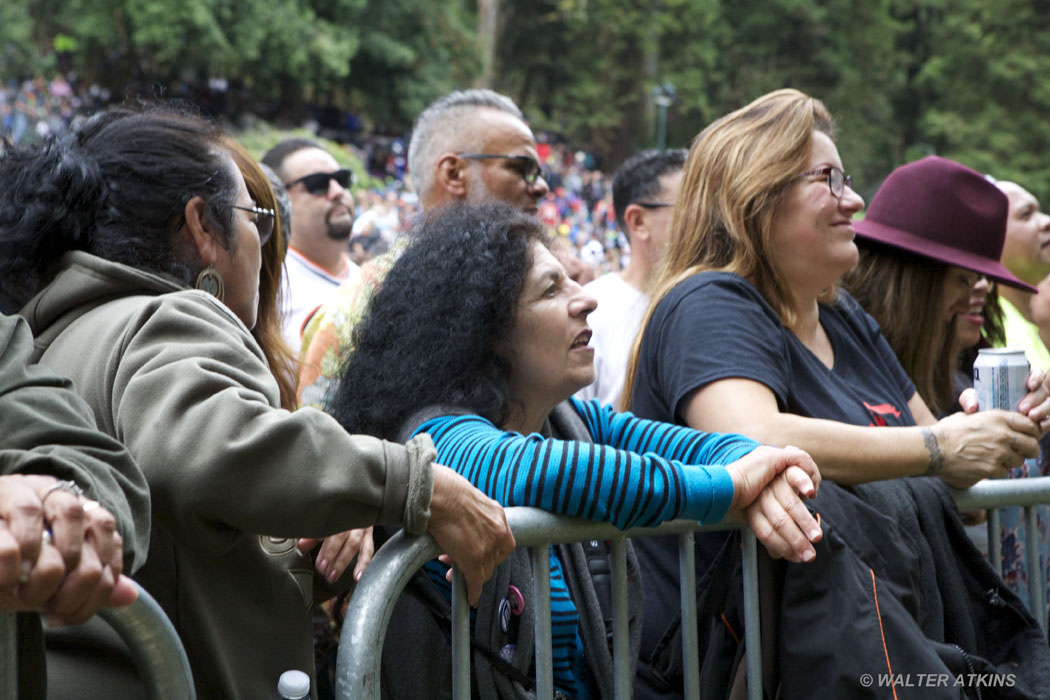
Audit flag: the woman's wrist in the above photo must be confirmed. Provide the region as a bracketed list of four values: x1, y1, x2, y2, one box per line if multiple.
[919, 426, 945, 477]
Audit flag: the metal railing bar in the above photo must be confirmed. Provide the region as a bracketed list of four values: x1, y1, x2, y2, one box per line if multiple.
[340, 478, 1050, 700]
[988, 508, 1003, 578]
[0, 588, 194, 700]
[949, 477, 1050, 510]
[678, 531, 700, 700]
[741, 530, 762, 700]
[452, 566, 470, 700]
[1023, 506, 1045, 630]
[611, 537, 630, 699]
[336, 513, 738, 699]
[532, 545, 553, 699]
[336, 529, 440, 699]
[0, 612, 16, 700]
[96, 585, 196, 700]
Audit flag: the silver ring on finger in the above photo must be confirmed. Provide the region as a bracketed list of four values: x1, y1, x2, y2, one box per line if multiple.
[42, 479, 83, 506]
[41, 528, 54, 548]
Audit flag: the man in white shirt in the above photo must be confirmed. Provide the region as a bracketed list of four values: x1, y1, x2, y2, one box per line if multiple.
[262, 139, 360, 354]
[575, 149, 685, 406]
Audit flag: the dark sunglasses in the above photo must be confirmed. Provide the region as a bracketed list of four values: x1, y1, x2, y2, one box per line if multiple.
[231, 204, 276, 245]
[457, 153, 548, 186]
[284, 168, 356, 195]
[635, 202, 673, 209]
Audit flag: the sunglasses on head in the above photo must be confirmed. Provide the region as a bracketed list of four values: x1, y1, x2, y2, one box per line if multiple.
[284, 168, 356, 195]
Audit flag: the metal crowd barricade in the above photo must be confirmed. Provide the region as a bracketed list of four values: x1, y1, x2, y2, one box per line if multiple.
[952, 475, 1050, 632]
[336, 508, 762, 700]
[0, 582, 195, 700]
[339, 477, 1050, 700]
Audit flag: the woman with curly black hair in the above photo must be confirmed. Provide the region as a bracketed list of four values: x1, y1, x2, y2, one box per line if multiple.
[0, 104, 514, 700]
[331, 201, 822, 700]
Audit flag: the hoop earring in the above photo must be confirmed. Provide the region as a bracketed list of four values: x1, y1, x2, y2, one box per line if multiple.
[195, 266, 225, 302]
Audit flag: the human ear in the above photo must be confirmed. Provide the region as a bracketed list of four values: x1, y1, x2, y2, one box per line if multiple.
[437, 155, 469, 199]
[623, 204, 650, 243]
[182, 196, 220, 265]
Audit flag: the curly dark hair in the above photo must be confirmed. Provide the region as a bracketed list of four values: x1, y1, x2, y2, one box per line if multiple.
[329, 202, 548, 440]
[0, 104, 237, 313]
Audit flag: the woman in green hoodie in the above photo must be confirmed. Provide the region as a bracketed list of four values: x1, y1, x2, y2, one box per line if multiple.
[0, 104, 514, 700]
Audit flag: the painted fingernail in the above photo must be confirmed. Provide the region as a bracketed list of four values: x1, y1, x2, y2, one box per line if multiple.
[356, 570, 363, 582]
[327, 569, 338, 583]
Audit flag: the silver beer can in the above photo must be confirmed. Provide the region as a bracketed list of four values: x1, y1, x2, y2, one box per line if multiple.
[973, 348, 1030, 411]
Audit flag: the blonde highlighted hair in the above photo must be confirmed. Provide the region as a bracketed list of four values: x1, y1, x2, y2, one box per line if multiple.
[621, 89, 835, 409]
[224, 137, 299, 410]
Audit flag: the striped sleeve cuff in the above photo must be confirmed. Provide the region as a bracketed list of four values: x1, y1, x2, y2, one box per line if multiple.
[681, 465, 735, 524]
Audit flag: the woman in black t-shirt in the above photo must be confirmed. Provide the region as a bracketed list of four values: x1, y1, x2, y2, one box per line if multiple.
[622, 89, 1049, 488]
[621, 88, 1050, 700]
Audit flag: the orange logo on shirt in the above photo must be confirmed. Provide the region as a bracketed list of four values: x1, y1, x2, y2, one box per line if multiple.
[864, 401, 901, 427]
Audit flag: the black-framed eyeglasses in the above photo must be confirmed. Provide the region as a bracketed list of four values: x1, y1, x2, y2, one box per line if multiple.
[800, 166, 852, 199]
[635, 202, 673, 209]
[284, 169, 356, 195]
[232, 204, 276, 245]
[457, 153, 548, 186]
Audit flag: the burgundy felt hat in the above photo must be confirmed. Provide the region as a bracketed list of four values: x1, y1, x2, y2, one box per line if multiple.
[854, 155, 1035, 292]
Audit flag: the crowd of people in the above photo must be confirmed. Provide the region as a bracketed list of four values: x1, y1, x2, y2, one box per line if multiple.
[0, 74, 114, 145]
[1, 84, 1049, 700]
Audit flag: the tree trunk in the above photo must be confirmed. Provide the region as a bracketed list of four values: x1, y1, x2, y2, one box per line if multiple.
[476, 0, 500, 88]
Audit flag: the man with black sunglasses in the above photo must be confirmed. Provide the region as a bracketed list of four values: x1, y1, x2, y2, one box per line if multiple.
[262, 138, 360, 354]
[574, 148, 686, 407]
[297, 89, 550, 406]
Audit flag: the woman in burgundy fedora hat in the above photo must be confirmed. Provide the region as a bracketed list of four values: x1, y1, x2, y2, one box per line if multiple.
[844, 155, 1033, 416]
[842, 160, 1050, 618]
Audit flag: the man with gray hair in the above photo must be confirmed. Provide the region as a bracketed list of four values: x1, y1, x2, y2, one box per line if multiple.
[406, 89, 548, 212]
[297, 89, 549, 403]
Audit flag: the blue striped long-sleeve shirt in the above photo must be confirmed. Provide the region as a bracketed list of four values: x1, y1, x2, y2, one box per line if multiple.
[414, 398, 757, 698]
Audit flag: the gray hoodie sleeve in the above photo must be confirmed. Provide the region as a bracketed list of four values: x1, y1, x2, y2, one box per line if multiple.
[96, 292, 432, 555]
[0, 313, 150, 572]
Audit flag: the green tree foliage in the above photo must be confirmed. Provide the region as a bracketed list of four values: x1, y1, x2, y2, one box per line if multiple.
[903, 0, 1050, 196]
[495, 0, 662, 166]
[1, 0, 477, 126]
[4, 0, 1049, 197]
[344, 0, 480, 131]
[492, 0, 1048, 199]
[1, 0, 47, 78]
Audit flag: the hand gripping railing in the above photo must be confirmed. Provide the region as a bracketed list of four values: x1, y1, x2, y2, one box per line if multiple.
[0, 582, 196, 700]
[336, 508, 762, 700]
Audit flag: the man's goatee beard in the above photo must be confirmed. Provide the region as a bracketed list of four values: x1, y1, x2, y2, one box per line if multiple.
[327, 220, 353, 241]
